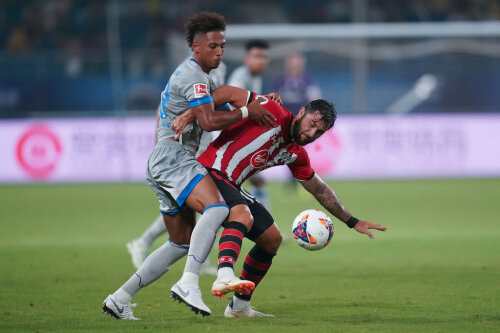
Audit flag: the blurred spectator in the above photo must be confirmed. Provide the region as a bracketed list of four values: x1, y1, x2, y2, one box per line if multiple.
[274, 52, 322, 115]
[227, 39, 270, 93]
[0, 0, 498, 115]
[6, 25, 29, 52]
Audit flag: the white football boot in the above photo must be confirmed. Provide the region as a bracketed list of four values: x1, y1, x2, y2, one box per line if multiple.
[224, 304, 275, 318]
[102, 295, 139, 320]
[170, 282, 211, 316]
[211, 276, 255, 299]
[126, 239, 148, 269]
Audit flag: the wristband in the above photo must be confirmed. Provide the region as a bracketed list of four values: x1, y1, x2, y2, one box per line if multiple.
[240, 106, 249, 119]
[346, 216, 359, 228]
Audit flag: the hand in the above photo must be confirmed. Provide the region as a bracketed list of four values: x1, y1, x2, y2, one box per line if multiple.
[172, 109, 195, 140]
[247, 98, 277, 129]
[264, 92, 283, 106]
[354, 220, 387, 239]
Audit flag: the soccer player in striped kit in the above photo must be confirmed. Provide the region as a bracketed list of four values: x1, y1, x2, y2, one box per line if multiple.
[175, 93, 387, 317]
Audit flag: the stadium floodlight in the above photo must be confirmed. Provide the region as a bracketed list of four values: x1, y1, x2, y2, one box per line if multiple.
[387, 74, 439, 114]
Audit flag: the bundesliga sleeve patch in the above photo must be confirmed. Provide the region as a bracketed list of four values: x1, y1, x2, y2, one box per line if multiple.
[193, 83, 208, 98]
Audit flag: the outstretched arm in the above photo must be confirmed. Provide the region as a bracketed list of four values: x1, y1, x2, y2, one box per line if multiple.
[300, 174, 387, 238]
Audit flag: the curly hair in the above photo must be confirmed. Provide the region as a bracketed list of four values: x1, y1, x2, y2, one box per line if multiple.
[304, 99, 337, 130]
[185, 12, 226, 48]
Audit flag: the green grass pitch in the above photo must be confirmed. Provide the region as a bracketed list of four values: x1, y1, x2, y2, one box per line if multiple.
[0, 178, 499, 332]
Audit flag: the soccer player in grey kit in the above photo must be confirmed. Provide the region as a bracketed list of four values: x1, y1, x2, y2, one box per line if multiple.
[102, 12, 276, 319]
[125, 63, 227, 274]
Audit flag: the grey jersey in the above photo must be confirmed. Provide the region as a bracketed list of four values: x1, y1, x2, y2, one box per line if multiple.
[158, 57, 217, 155]
[227, 65, 262, 93]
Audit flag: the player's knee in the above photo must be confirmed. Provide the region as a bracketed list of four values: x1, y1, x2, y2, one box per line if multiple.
[229, 205, 254, 231]
[239, 210, 254, 231]
[204, 204, 229, 224]
[204, 203, 229, 218]
[255, 231, 281, 253]
[269, 232, 282, 253]
[168, 226, 192, 244]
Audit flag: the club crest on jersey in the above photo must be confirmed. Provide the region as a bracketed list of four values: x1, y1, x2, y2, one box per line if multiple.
[193, 83, 208, 98]
[280, 151, 293, 163]
[250, 150, 269, 168]
[272, 148, 298, 165]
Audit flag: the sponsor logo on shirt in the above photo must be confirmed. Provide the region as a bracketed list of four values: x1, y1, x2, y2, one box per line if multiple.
[193, 83, 208, 98]
[250, 150, 269, 168]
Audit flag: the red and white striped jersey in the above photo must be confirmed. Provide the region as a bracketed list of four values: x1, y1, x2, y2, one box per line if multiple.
[198, 100, 315, 185]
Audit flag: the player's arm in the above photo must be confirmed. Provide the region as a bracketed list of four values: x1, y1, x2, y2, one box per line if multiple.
[193, 98, 275, 131]
[212, 86, 282, 107]
[301, 174, 387, 238]
[172, 96, 274, 135]
[171, 86, 279, 138]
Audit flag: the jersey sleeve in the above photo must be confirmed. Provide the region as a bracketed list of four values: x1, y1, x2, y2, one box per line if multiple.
[179, 72, 214, 108]
[287, 145, 315, 181]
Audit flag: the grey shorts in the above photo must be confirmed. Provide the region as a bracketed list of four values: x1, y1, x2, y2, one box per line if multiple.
[146, 140, 207, 215]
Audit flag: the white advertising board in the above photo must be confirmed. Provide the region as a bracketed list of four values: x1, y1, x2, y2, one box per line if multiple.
[0, 114, 499, 183]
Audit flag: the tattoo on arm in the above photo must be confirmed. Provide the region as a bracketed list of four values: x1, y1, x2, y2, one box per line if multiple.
[301, 175, 351, 223]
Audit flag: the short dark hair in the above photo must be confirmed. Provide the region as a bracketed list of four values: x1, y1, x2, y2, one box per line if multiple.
[245, 39, 269, 52]
[185, 12, 226, 47]
[304, 99, 336, 130]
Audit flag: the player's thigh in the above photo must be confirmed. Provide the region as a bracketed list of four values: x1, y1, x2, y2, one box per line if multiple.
[184, 175, 225, 214]
[147, 140, 218, 214]
[163, 208, 196, 244]
[204, 168, 253, 228]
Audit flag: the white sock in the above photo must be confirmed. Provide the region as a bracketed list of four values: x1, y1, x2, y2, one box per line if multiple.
[183, 205, 229, 276]
[178, 271, 199, 288]
[121, 240, 188, 297]
[232, 296, 250, 310]
[217, 267, 235, 280]
[113, 288, 132, 304]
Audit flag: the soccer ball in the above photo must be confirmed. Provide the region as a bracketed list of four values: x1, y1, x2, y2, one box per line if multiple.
[292, 209, 334, 251]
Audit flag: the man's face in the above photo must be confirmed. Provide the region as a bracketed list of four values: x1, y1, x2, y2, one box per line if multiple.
[292, 110, 328, 145]
[285, 53, 305, 77]
[192, 31, 226, 72]
[245, 47, 269, 75]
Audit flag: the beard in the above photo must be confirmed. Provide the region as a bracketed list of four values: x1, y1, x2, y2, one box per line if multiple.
[292, 116, 309, 145]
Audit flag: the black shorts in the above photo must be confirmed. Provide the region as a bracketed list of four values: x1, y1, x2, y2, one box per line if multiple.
[206, 168, 274, 241]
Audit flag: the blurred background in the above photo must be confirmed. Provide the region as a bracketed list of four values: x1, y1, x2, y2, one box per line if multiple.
[1, 3, 499, 330]
[1, 0, 499, 116]
[0, 0, 499, 183]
